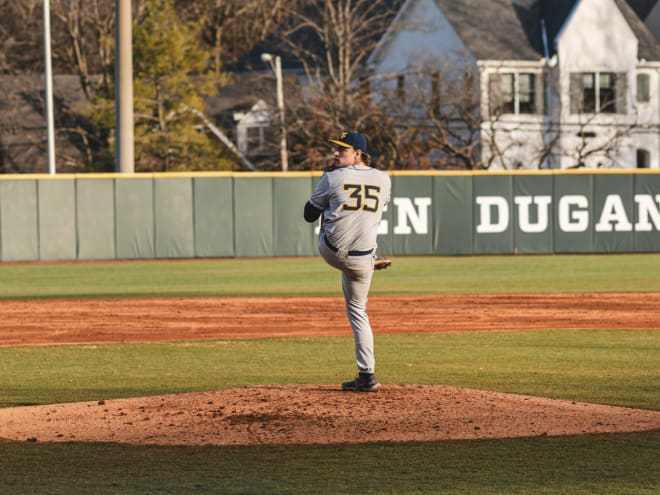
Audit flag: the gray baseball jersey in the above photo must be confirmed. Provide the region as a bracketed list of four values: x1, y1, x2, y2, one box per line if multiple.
[309, 164, 391, 252]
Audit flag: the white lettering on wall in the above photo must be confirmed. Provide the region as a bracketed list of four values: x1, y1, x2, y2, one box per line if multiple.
[595, 194, 633, 232]
[475, 193, 660, 235]
[634, 194, 660, 231]
[378, 204, 389, 234]
[515, 196, 552, 233]
[476, 196, 509, 233]
[393, 197, 431, 234]
[558, 195, 589, 232]
[312, 192, 660, 238]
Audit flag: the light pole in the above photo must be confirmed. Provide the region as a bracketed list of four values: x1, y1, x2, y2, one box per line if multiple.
[43, 0, 56, 174]
[261, 53, 288, 172]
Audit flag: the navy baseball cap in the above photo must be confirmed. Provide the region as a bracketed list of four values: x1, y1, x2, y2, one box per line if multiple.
[329, 130, 367, 152]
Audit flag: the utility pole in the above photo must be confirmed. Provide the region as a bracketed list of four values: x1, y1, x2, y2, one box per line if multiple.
[261, 53, 289, 172]
[115, 0, 135, 173]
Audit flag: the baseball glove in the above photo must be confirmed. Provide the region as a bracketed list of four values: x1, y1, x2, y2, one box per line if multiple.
[373, 255, 392, 271]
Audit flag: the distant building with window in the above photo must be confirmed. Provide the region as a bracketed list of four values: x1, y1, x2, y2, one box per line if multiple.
[367, 0, 660, 169]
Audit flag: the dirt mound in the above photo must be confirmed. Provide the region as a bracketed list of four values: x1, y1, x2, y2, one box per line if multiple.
[2, 385, 659, 446]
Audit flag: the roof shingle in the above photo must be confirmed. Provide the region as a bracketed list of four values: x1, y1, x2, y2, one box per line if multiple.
[434, 0, 660, 60]
[435, 0, 544, 60]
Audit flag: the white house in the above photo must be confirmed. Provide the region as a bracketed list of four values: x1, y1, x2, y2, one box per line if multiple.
[233, 99, 272, 156]
[367, 0, 660, 169]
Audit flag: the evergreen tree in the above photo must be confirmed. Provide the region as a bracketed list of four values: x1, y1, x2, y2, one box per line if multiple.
[90, 0, 235, 171]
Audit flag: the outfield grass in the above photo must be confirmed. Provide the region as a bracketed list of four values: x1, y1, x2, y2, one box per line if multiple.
[1, 253, 660, 298]
[0, 254, 659, 494]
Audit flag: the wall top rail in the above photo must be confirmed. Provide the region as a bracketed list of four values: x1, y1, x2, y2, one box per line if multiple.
[1, 169, 659, 181]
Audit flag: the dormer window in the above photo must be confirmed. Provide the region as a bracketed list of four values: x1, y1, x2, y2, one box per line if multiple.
[570, 72, 626, 114]
[489, 72, 542, 116]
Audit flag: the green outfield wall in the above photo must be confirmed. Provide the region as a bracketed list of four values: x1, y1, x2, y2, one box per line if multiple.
[1, 170, 659, 261]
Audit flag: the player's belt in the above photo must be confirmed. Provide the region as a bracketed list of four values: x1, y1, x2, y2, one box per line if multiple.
[324, 235, 373, 256]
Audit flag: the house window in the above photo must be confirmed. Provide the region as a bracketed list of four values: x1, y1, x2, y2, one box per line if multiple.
[637, 73, 650, 103]
[489, 72, 541, 116]
[246, 126, 267, 153]
[579, 73, 596, 113]
[599, 73, 617, 113]
[499, 73, 515, 114]
[570, 72, 626, 114]
[518, 73, 537, 113]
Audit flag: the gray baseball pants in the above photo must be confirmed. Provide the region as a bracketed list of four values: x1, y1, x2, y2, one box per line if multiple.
[319, 234, 375, 374]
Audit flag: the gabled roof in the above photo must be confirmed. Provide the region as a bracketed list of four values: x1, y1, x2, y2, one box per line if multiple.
[615, 0, 660, 59]
[434, 0, 544, 60]
[403, 0, 660, 61]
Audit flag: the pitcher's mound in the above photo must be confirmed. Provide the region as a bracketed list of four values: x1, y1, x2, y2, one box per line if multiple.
[1, 385, 659, 446]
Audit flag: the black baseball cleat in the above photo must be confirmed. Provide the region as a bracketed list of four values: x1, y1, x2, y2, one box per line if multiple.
[341, 372, 381, 392]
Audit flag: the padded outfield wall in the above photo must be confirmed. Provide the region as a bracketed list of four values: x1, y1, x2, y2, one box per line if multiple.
[0, 170, 659, 262]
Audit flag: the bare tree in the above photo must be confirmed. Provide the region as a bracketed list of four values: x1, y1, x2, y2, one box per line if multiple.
[379, 64, 484, 169]
[553, 78, 643, 169]
[176, 0, 291, 71]
[0, 1, 118, 171]
[267, 0, 402, 169]
[49, 0, 116, 101]
[281, 0, 397, 113]
[477, 67, 644, 170]
[0, 0, 43, 73]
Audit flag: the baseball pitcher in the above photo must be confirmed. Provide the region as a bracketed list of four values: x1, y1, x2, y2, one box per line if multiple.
[303, 130, 391, 392]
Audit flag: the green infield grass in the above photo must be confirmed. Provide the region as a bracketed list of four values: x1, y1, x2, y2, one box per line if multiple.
[0, 330, 658, 409]
[0, 254, 659, 494]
